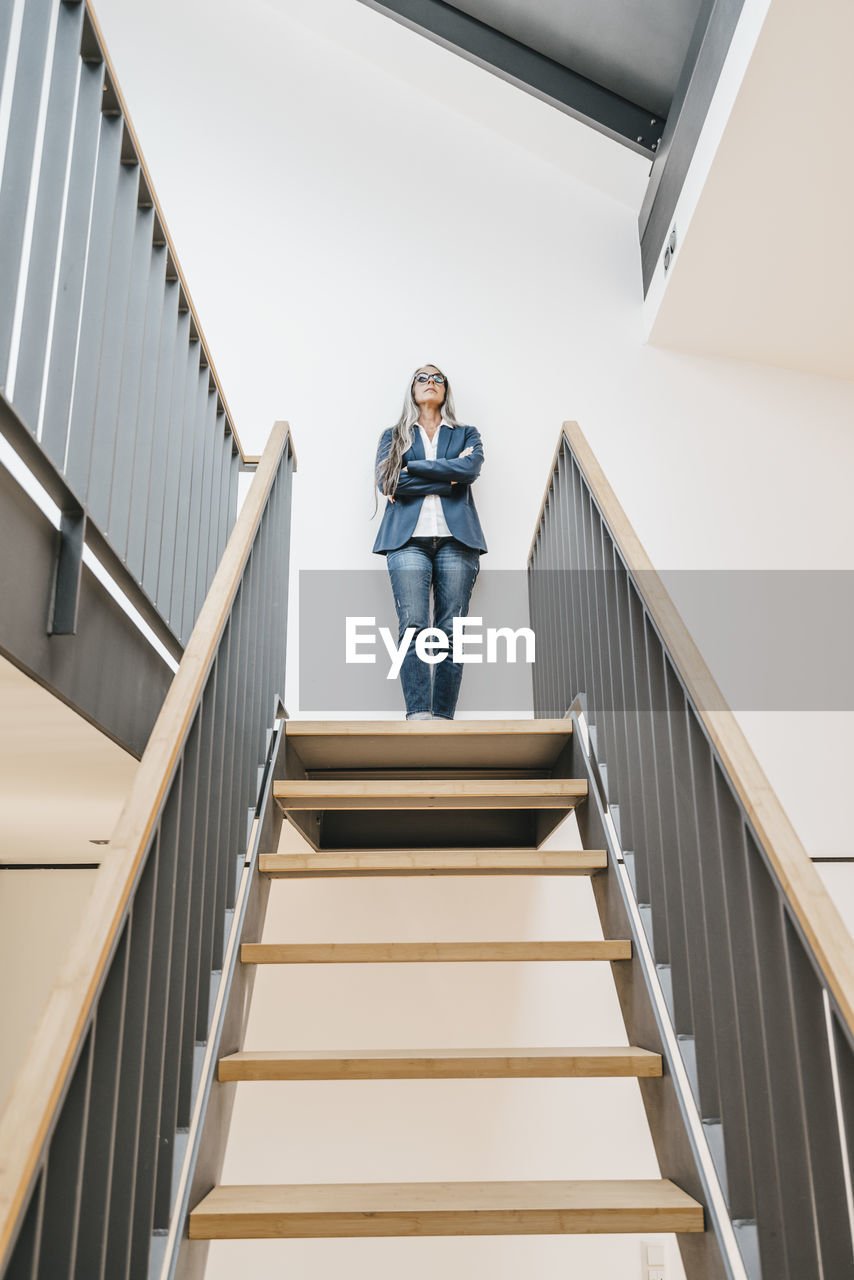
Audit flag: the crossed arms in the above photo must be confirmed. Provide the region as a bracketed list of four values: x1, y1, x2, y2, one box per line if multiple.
[375, 426, 484, 500]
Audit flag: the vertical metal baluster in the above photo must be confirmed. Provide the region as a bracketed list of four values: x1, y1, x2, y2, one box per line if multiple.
[190, 388, 218, 631]
[527, 528, 542, 714]
[553, 449, 572, 714]
[742, 833, 824, 1279]
[597, 523, 634, 850]
[569, 462, 595, 714]
[178, 663, 218, 1122]
[781, 915, 854, 1277]
[713, 783, 786, 1278]
[36, 1026, 94, 1280]
[104, 196, 155, 561]
[152, 311, 192, 618]
[128, 775, 184, 1276]
[103, 838, 158, 1280]
[682, 715, 730, 1176]
[11, 0, 84, 427]
[174, 369, 209, 641]
[621, 578, 653, 908]
[0, 0, 54, 387]
[4, 1164, 45, 1280]
[611, 558, 648, 899]
[73, 921, 130, 1280]
[152, 644, 204, 1233]
[84, 144, 139, 528]
[39, 52, 104, 470]
[63, 103, 123, 495]
[140, 277, 179, 602]
[563, 455, 585, 714]
[587, 505, 618, 796]
[542, 488, 558, 716]
[196, 596, 241, 1035]
[640, 620, 672, 968]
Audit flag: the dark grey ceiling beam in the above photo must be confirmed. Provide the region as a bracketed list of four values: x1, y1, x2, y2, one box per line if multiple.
[357, 0, 665, 155]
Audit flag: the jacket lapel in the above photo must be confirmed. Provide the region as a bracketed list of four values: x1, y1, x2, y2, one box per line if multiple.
[408, 427, 425, 461]
[436, 424, 451, 459]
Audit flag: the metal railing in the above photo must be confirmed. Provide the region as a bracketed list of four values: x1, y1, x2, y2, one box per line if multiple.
[0, 421, 295, 1280]
[0, 0, 246, 646]
[528, 423, 854, 1280]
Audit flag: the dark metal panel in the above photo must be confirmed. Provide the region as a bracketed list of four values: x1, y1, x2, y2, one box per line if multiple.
[104, 203, 157, 559]
[39, 56, 104, 471]
[85, 156, 142, 531]
[11, 0, 85, 428]
[63, 110, 123, 497]
[358, 0, 663, 152]
[449, 0, 703, 121]
[123, 243, 167, 581]
[0, 460, 171, 756]
[0, 0, 55, 387]
[639, 0, 744, 293]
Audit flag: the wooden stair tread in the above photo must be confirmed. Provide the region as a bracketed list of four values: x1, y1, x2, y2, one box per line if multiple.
[284, 719, 573, 772]
[218, 1046, 662, 1080]
[274, 779, 587, 811]
[259, 849, 607, 876]
[189, 1179, 704, 1238]
[241, 940, 631, 963]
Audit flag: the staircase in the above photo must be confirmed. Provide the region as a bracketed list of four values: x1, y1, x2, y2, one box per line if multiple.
[190, 720, 703, 1250]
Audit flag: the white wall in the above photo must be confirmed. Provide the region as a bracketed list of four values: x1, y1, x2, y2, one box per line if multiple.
[96, 0, 854, 853]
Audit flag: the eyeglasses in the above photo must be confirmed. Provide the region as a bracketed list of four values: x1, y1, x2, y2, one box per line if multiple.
[413, 372, 445, 384]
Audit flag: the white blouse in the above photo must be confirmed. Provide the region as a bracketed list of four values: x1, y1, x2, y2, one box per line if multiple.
[411, 423, 452, 538]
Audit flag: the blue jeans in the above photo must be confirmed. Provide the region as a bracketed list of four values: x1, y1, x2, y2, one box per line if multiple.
[386, 537, 481, 719]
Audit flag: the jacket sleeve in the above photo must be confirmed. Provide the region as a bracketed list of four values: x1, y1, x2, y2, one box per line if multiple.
[375, 429, 454, 499]
[405, 425, 484, 485]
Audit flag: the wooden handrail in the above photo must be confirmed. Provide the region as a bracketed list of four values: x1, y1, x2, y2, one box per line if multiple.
[87, 1, 249, 463]
[0, 421, 295, 1260]
[528, 421, 854, 1034]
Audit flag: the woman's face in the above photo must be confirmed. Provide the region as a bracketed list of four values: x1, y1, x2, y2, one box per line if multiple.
[412, 365, 446, 411]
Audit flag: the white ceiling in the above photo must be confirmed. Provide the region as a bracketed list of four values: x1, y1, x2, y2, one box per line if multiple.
[270, 0, 651, 208]
[647, 0, 854, 381]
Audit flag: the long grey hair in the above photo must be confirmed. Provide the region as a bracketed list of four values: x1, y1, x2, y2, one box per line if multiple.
[376, 363, 460, 502]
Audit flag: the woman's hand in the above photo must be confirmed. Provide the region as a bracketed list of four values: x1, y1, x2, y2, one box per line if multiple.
[451, 445, 474, 484]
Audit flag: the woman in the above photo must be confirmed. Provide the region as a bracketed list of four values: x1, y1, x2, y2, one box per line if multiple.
[373, 363, 487, 720]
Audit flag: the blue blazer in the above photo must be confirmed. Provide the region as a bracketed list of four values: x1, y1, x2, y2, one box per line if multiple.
[373, 424, 487, 555]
